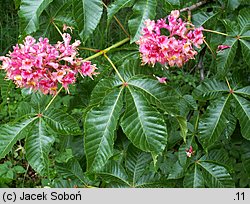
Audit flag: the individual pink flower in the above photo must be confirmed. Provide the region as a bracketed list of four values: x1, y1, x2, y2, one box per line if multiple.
[63, 24, 74, 33]
[156, 76, 167, 84]
[79, 61, 98, 79]
[186, 146, 194, 158]
[217, 45, 231, 52]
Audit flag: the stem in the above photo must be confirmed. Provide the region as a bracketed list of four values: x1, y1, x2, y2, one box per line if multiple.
[203, 38, 216, 59]
[52, 21, 63, 37]
[83, 37, 130, 62]
[103, 53, 125, 83]
[202, 28, 229, 36]
[180, 0, 209, 12]
[79, 47, 99, 52]
[44, 86, 63, 111]
[197, 46, 207, 81]
[225, 77, 232, 91]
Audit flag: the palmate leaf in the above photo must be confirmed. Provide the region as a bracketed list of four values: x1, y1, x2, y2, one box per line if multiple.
[216, 38, 238, 77]
[193, 79, 229, 100]
[198, 95, 232, 148]
[0, 118, 36, 159]
[73, 0, 103, 41]
[183, 163, 205, 188]
[125, 145, 152, 186]
[43, 108, 81, 135]
[128, 0, 157, 43]
[198, 161, 235, 187]
[107, 0, 135, 23]
[25, 118, 54, 175]
[18, 0, 53, 34]
[121, 87, 167, 155]
[240, 39, 250, 67]
[85, 88, 124, 171]
[233, 94, 250, 140]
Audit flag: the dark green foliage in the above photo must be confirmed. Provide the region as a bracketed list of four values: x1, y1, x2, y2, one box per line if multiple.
[0, 0, 250, 188]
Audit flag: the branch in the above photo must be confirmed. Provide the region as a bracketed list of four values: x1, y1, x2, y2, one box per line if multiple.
[180, 0, 210, 13]
[197, 46, 207, 81]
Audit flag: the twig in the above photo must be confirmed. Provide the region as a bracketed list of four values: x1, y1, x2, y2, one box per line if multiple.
[44, 86, 63, 111]
[180, 0, 210, 13]
[102, 1, 130, 37]
[197, 46, 207, 81]
[103, 53, 125, 83]
[83, 37, 130, 62]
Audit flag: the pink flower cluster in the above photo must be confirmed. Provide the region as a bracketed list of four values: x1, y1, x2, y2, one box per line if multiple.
[0, 34, 98, 95]
[137, 10, 204, 67]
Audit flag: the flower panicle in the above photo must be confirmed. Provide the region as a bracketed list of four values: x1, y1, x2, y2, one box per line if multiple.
[0, 33, 98, 95]
[136, 10, 204, 68]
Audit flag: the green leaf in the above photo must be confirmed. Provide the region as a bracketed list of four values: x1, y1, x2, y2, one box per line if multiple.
[233, 94, 250, 140]
[0, 74, 13, 105]
[38, 0, 75, 38]
[167, 0, 180, 6]
[128, 75, 178, 114]
[56, 158, 88, 186]
[85, 88, 124, 171]
[119, 59, 152, 80]
[73, 0, 103, 41]
[125, 145, 152, 185]
[107, 0, 135, 23]
[198, 161, 235, 187]
[238, 8, 250, 35]
[234, 86, 250, 98]
[97, 160, 130, 186]
[13, 166, 26, 174]
[221, 19, 240, 36]
[25, 118, 54, 175]
[18, 0, 53, 34]
[216, 38, 238, 77]
[227, 0, 241, 10]
[30, 92, 50, 112]
[121, 87, 167, 155]
[0, 118, 36, 159]
[207, 148, 233, 171]
[175, 116, 187, 143]
[89, 77, 122, 105]
[183, 164, 205, 188]
[135, 173, 165, 187]
[182, 95, 198, 110]
[193, 79, 229, 100]
[43, 108, 81, 135]
[241, 141, 250, 176]
[240, 39, 250, 67]
[128, 0, 157, 43]
[192, 11, 218, 27]
[198, 95, 232, 148]
[167, 160, 185, 179]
